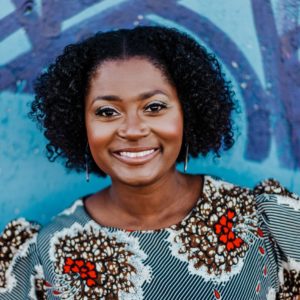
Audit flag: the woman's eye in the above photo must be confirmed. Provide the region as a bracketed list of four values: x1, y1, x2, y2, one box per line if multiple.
[95, 107, 119, 117]
[144, 102, 167, 113]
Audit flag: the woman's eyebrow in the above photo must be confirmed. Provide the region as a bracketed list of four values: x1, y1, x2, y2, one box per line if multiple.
[92, 89, 168, 103]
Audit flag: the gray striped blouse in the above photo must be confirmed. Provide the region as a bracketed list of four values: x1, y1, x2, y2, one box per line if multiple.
[0, 175, 299, 300]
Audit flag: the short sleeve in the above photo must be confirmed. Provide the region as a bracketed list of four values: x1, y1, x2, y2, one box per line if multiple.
[254, 179, 300, 299]
[0, 218, 46, 300]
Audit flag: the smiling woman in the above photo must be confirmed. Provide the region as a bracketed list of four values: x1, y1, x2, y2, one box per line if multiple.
[85, 58, 184, 187]
[0, 26, 299, 300]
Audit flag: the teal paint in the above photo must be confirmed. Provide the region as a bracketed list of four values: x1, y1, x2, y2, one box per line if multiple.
[0, 0, 15, 20]
[61, 0, 128, 31]
[0, 28, 32, 66]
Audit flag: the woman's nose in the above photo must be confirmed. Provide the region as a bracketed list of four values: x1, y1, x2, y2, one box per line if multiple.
[117, 113, 150, 139]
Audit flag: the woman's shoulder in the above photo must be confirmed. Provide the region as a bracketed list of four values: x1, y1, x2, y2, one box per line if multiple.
[0, 218, 41, 294]
[0, 197, 88, 259]
[0, 217, 40, 246]
[202, 175, 300, 298]
[252, 177, 298, 197]
[0, 218, 41, 265]
[38, 197, 90, 240]
[0, 197, 89, 296]
[202, 175, 299, 231]
[204, 174, 299, 200]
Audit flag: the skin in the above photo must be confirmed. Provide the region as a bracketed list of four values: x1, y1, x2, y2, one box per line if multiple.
[84, 57, 203, 231]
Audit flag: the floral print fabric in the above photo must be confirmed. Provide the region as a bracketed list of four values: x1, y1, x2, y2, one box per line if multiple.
[168, 179, 259, 282]
[0, 219, 40, 293]
[47, 223, 151, 299]
[0, 175, 299, 300]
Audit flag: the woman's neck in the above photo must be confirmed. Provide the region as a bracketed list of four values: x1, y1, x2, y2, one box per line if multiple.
[103, 169, 203, 229]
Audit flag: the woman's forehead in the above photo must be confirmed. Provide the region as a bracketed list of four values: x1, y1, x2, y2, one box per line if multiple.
[93, 57, 166, 80]
[87, 58, 177, 99]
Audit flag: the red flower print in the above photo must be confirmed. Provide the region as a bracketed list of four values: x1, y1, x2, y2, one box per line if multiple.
[63, 257, 97, 287]
[256, 282, 261, 293]
[214, 210, 244, 251]
[263, 265, 267, 277]
[170, 178, 257, 279]
[257, 227, 264, 238]
[52, 224, 150, 299]
[52, 290, 61, 295]
[214, 289, 221, 299]
[258, 246, 265, 255]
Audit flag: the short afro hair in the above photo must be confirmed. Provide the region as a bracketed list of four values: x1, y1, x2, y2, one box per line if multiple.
[30, 26, 235, 177]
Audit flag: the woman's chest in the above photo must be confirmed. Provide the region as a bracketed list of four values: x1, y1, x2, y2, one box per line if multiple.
[40, 221, 276, 300]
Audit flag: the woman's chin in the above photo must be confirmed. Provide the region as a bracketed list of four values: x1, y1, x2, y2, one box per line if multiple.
[110, 168, 161, 187]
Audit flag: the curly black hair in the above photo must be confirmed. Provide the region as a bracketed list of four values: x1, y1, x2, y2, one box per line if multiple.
[29, 26, 235, 177]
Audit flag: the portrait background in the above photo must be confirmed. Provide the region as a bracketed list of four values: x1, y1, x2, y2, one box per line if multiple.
[1, 0, 300, 230]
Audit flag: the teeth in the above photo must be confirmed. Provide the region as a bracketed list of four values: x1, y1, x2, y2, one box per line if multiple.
[119, 149, 155, 158]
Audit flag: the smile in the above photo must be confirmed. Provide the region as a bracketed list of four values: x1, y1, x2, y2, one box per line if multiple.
[119, 149, 155, 158]
[112, 148, 160, 165]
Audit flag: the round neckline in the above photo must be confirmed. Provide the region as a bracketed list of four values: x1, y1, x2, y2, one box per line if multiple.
[80, 174, 208, 234]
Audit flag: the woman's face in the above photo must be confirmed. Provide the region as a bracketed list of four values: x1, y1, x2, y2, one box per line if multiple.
[85, 57, 184, 186]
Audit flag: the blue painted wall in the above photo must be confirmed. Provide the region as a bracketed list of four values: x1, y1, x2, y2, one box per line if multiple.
[1, 0, 299, 230]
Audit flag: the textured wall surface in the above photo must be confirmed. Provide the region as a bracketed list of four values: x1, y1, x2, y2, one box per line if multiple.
[0, 0, 299, 230]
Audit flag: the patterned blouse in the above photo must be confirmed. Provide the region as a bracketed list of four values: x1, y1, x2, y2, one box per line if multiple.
[0, 175, 299, 300]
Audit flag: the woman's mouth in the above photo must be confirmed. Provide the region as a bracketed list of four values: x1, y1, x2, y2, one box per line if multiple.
[112, 148, 160, 165]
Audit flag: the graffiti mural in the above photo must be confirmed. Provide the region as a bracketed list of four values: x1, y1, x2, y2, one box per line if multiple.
[0, 0, 299, 229]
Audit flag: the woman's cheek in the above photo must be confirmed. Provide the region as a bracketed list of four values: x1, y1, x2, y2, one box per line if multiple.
[86, 124, 115, 164]
[154, 113, 183, 140]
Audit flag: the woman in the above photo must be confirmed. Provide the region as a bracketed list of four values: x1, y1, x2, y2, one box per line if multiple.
[0, 26, 299, 300]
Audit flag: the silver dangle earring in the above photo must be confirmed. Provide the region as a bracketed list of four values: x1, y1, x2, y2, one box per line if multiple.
[184, 143, 189, 173]
[85, 143, 90, 182]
